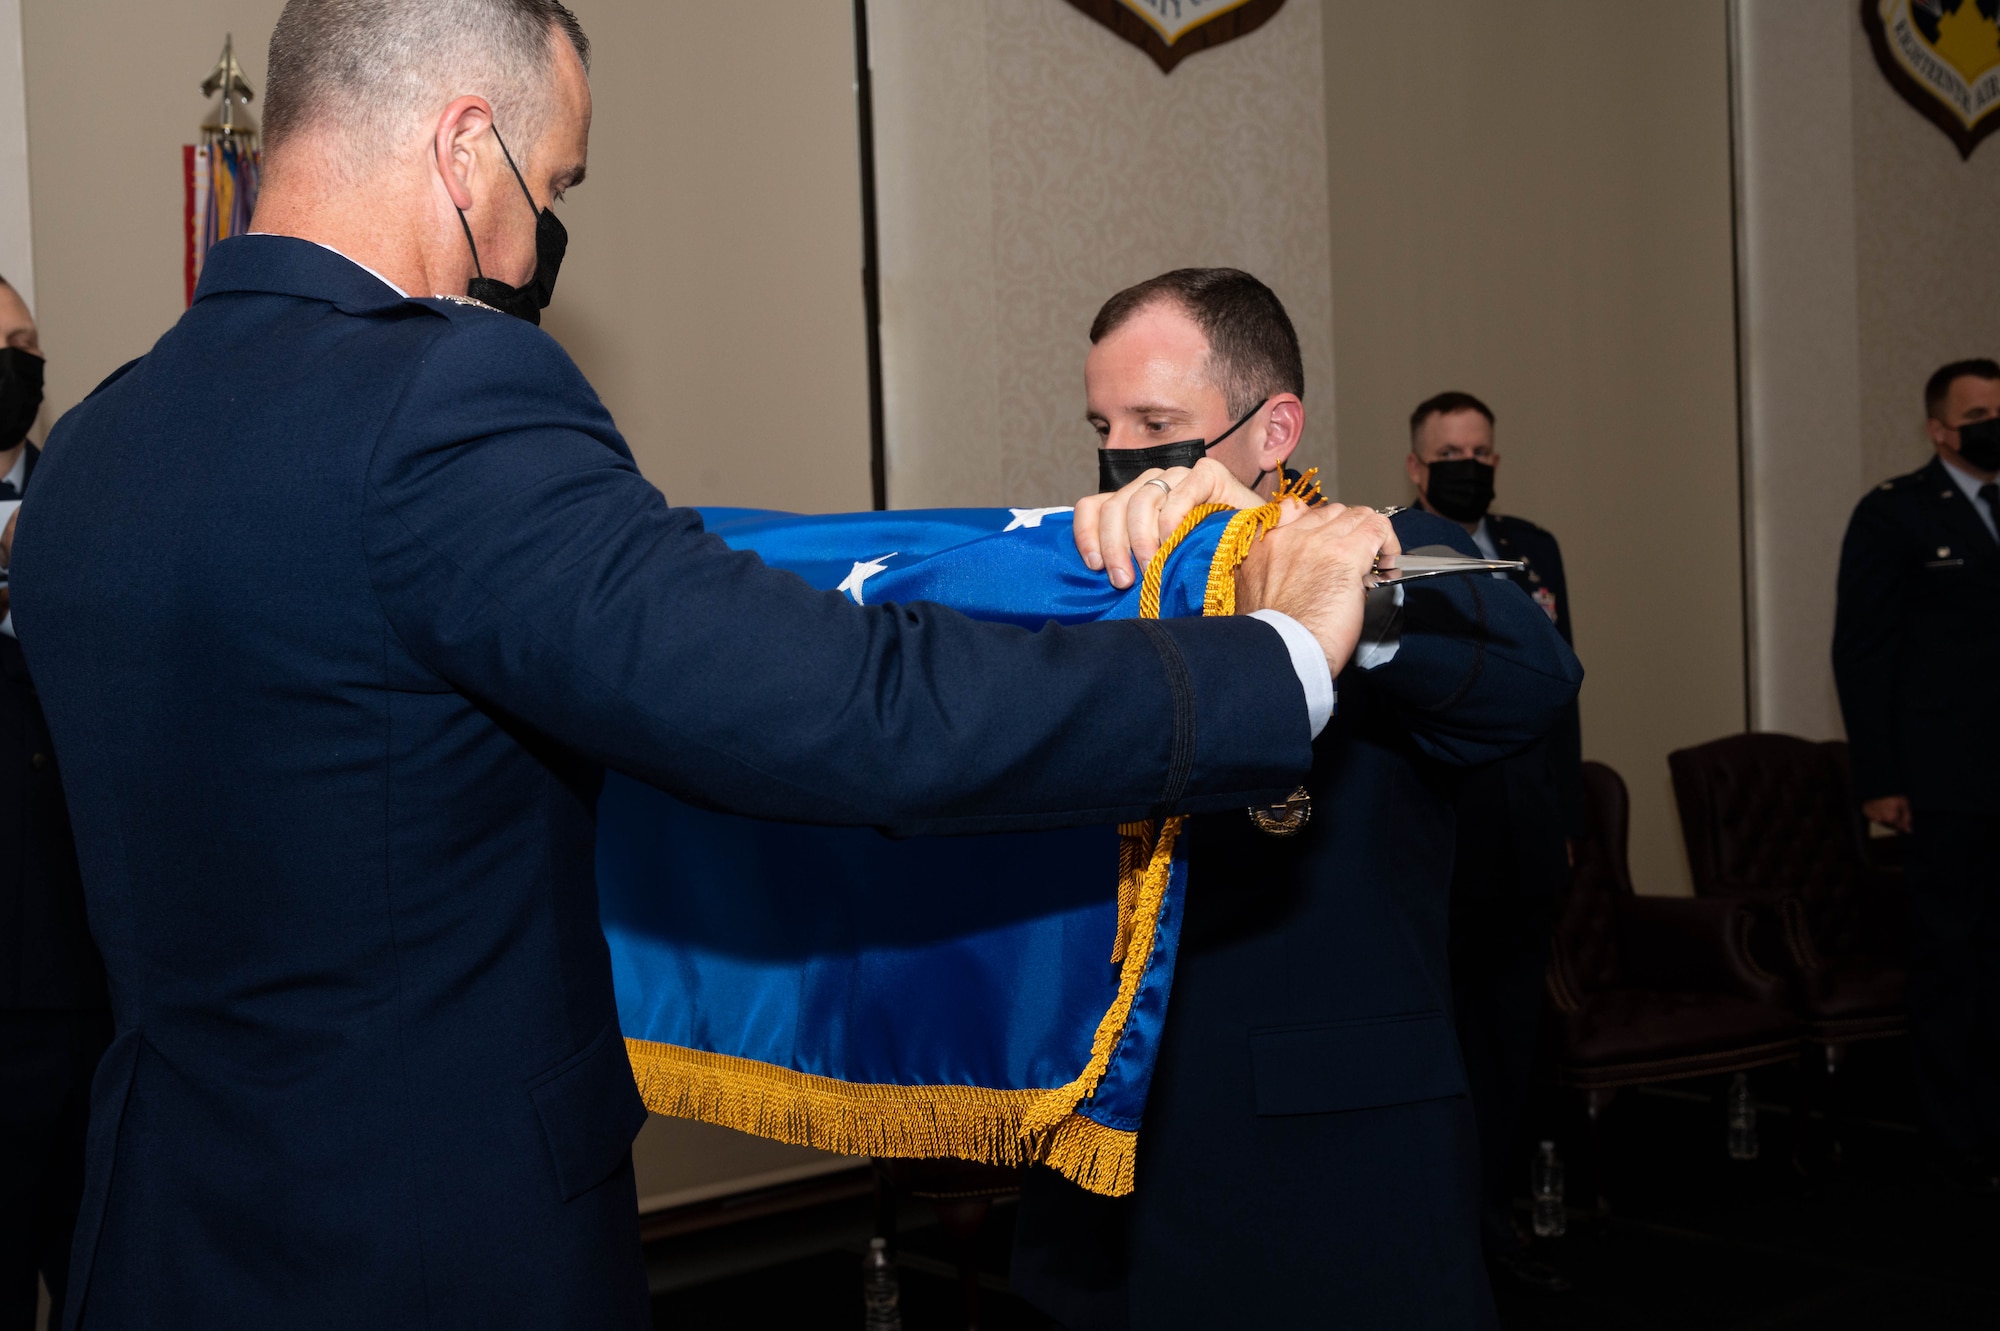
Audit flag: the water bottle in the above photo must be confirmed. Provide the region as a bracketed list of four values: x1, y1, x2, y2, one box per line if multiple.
[1531, 1141, 1566, 1238]
[1728, 1071, 1759, 1161]
[863, 1236, 902, 1331]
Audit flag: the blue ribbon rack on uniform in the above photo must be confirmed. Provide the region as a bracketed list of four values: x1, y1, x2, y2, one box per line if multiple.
[599, 503, 1244, 1196]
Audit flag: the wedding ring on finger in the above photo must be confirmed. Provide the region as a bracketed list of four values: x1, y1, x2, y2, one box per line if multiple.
[1143, 477, 1174, 497]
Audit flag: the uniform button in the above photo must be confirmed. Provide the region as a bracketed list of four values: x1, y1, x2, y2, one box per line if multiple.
[30, 752, 47, 769]
[1939, 547, 1952, 558]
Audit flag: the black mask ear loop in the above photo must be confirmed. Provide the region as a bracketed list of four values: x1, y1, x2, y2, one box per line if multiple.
[488, 127, 541, 213]
[1204, 399, 1274, 492]
[456, 210, 486, 283]
[451, 127, 541, 285]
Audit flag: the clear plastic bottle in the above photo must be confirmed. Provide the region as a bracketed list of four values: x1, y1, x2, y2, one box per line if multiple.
[1531, 1140, 1567, 1238]
[863, 1236, 902, 1331]
[1727, 1071, 1759, 1161]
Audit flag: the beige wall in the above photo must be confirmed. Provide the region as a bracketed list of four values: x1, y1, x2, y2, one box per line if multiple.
[1, 0, 32, 313]
[1851, 14, 2000, 486]
[23, 0, 288, 426]
[1734, 0, 1864, 743]
[21, 0, 871, 514]
[539, 3, 870, 512]
[870, 0, 1337, 507]
[1733, 1, 2000, 743]
[1323, 0, 1746, 896]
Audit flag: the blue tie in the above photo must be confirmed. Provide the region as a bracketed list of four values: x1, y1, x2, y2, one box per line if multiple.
[1982, 482, 2000, 539]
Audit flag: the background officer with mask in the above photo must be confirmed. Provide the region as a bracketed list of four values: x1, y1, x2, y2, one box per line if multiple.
[0, 275, 106, 1331]
[1408, 389, 1584, 1294]
[1835, 357, 2000, 1192]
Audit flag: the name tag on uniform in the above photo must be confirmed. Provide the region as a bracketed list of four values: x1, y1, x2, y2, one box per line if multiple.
[1925, 558, 1965, 569]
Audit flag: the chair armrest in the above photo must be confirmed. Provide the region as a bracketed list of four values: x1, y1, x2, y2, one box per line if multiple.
[1783, 873, 1909, 972]
[1617, 896, 1788, 1005]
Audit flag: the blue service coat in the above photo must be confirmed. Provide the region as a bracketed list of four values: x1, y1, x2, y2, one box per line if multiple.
[10, 236, 1315, 1330]
[0, 445, 104, 1014]
[1012, 512, 1584, 1329]
[1833, 455, 2000, 811]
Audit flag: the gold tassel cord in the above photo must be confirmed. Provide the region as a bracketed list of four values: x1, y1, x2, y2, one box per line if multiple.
[626, 492, 1309, 1197]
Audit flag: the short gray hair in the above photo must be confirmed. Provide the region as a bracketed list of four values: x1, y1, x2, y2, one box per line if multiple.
[265, 0, 590, 164]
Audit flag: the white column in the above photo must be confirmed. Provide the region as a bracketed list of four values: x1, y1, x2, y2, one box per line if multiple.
[0, 0, 31, 310]
[1731, 0, 1865, 739]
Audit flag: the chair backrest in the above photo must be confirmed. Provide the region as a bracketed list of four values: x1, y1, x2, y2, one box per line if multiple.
[1551, 759, 1634, 993]
[1667, 732, 1869, 906]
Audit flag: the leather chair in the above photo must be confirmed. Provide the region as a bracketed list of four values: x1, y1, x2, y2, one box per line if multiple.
[874, 1159, 1021, 1330]
[1667, 734, 1907, 1064]
[1547, 761, 1800, 1210]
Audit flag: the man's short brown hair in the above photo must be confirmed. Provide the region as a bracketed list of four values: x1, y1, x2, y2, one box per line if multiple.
[1408, 390, 1494, 449]
[1923, 358, 2000, 420]
[1089, 268, 1303, 418]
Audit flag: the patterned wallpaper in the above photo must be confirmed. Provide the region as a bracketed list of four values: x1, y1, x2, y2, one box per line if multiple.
[1850, 14, 2000, 489]
[870, 0, 1335, 508]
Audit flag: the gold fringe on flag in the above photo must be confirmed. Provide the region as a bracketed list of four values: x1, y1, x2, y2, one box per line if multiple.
[626, 479, 1319, 1197]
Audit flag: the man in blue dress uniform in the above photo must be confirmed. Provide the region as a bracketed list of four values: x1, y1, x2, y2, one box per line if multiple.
[1405, 391, 1583, 1294]
[1834, 358, 2000, 1192]
[1012, 272, 1582, 1328]
[6, 7, 1404, 1328]
[0, 279, 108, 1331]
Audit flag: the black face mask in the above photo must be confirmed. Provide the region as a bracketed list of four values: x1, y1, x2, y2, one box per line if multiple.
[1096, 399, 1267, 494]
[457, 127, 567, 326]
[1422, 457, 1497, 524]
[0, 346, 44, 451]
[1956, 417, 2000, 473]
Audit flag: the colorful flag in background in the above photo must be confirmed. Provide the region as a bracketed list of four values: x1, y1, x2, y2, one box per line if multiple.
[184, 139, 259, 306]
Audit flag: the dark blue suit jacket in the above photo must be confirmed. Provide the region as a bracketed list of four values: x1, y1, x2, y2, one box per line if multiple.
[1833, 456, 2000, 810]
[1452, 513, 1585, 911]
[1012, 513, 1583, 1329]
[12, 237, 1314, 1330]
[0, 446, 105, 1013]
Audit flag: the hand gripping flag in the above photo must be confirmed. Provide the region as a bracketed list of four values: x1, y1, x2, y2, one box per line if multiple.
[601, 492, 1302, 1196]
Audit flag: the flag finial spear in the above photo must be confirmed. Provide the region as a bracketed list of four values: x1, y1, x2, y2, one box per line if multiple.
[200, 34, 258, 137]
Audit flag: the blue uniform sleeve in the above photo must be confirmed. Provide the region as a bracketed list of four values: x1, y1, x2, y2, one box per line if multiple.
[360, 315, 1313, 835]
[1354, 512, 1584, 767]
[1832, 492, 1908, 803]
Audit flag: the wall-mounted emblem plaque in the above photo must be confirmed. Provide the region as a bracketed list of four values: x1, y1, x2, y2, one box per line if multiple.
[1065, 0, 1287, 75]
[1863, 0, 2000, 158]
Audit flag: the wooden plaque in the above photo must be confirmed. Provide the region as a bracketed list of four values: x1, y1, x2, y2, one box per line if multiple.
[1065, 0, 1288, 75]
[1862, 0, 2000, 159]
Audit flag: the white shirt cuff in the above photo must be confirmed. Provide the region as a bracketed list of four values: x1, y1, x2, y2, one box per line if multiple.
[1354, 583, 1404, 670]
[1249, 609, 1335, 739]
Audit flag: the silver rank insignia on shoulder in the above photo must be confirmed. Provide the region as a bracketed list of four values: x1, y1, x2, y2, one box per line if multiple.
[435, 294, 504, 314]
[1249, 786, 1312, 837]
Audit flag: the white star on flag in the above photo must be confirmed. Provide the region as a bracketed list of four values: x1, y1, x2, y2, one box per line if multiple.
[836, 553, 898, 605]
[1004, 507, 1074, 532]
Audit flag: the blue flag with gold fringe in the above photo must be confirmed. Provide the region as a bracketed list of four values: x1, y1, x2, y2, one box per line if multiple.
[600, 501, 1276, 1196]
